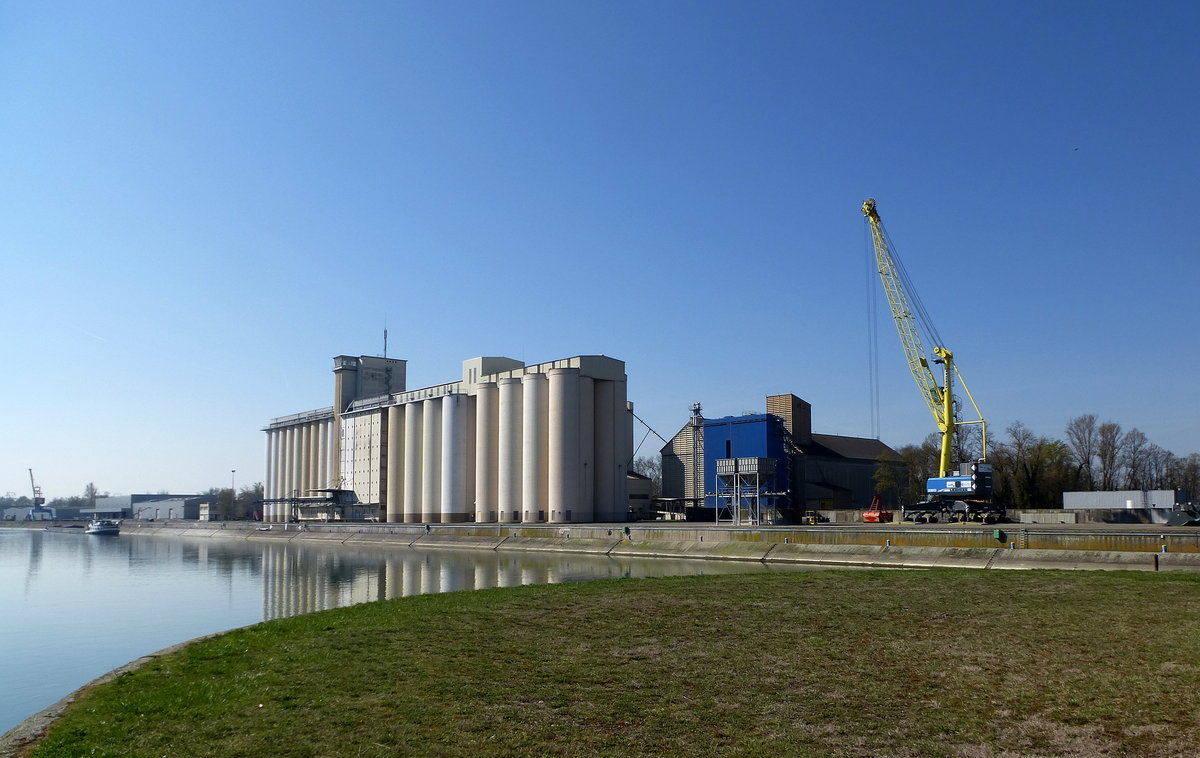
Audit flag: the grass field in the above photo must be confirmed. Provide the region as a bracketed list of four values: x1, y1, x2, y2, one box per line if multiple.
[23, 569, 1200, 757]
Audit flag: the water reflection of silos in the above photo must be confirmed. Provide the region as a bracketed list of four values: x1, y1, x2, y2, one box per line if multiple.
[440, 558, 461, 593]
[474, 559, 498, 591]
[521, 563, 549, 587]
[262, 543, 275, 620]
[421, 555, 438, 595]
[547, 557, 571, 585]
[403, 554, 421, 597]
[499, 557, 522, 588]
[456, 561, 476, 592]
[385, 559, 403, 601]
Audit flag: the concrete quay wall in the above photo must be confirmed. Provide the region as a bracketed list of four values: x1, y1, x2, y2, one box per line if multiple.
[94, 521, 1200, 572]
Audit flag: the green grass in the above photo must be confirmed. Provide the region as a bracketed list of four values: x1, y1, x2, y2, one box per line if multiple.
[26, 570, 1200, 757]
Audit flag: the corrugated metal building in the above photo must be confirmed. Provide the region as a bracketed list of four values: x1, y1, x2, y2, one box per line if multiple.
[93, 494, 203, 520]
[660, 393, 902, 521]
[1062, 490, 1186, 510]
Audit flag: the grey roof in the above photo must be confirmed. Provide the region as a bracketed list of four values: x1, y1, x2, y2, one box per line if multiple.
[803, 433, 902, 462]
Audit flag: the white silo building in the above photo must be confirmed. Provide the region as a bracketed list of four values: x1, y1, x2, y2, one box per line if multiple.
[263, 355, 633, 524]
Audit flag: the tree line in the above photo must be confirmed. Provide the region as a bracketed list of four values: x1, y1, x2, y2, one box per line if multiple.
[879, 414, 1200, 509]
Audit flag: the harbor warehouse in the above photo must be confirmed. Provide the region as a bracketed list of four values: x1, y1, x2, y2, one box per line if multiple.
[263, 355, 633, 524]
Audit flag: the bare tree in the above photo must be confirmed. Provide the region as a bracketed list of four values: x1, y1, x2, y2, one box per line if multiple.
[1097, 422, 1124, 490]
[235, 483, 264, 519]
[953, 422, 984, 464]
[1064, 414, 1098, 489]
[631, 455, 662, 498]
[988, 422, 1075, 509]
[893, 435, 940, 504]
[1121, 428, 1149, 489]
[1143, 445, 1174, 490]
[1168, 454, 1200, 501]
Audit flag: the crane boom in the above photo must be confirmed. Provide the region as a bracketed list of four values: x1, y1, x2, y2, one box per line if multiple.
[861, 198, 988, 479]
[29, 469, 45, 506]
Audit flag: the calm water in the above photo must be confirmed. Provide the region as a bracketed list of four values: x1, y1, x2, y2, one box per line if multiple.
[0, 528, 817, 734]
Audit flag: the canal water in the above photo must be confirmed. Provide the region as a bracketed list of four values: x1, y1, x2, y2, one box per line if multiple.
[0, 528, 818, 734]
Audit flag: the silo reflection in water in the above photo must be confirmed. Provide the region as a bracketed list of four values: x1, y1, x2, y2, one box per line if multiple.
[237, 538, 830, 619]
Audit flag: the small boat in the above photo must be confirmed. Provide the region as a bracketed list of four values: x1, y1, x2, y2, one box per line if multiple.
[85, 519, 120, 535]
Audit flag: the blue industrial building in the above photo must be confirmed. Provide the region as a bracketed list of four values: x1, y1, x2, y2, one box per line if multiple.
[660, 394, 903, 523]
[701, 414, 791, 509]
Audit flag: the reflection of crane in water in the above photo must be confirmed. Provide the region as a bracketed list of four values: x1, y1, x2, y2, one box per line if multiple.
[24, 530, 45, 595]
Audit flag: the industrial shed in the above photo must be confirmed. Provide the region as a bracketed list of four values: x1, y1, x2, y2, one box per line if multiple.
[660, 394, 902, 523]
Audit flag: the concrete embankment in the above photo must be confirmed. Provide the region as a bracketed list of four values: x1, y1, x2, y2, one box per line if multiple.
[65, 521, 1200, 572]
[10, 521, 1200, 571]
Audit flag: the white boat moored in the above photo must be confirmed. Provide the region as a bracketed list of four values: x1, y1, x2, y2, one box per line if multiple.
[84, 519, 120, 535]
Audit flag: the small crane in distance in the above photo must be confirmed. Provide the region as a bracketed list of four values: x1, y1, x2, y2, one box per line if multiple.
[29, 469, 45, 506]
[861, 198, 1000, 523]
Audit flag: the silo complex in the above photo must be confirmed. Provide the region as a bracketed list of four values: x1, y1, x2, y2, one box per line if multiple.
[263, 355, 631, 524]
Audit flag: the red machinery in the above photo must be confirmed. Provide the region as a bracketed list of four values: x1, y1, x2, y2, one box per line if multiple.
[863, 494, 892, 523]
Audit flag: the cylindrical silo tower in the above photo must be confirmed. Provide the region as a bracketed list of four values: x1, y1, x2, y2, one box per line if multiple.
[617, 391, 633, 516]
[475, 382, 499, 523]
[497, 377, 523, 524]
[548, 368, 581, 523]
[315, 421, 327, 490]
[298, 424, 311, 497]
[403, 401, 423, 523]
[441, 394, 468, 523]
[592, 380, 616, 521]
[284, 425, 298, 499]
[421, 397, 443, 522]
[577, 376, 596, 522]
[275, 427, 289, 521]
[324, 419, 335, 488]
[386, 405, 404, 523]
[521, 372, 548, 523]
[263, 431, 276, 520]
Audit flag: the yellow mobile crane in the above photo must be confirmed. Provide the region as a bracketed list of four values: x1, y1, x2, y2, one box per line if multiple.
[861, 198, 999, 522]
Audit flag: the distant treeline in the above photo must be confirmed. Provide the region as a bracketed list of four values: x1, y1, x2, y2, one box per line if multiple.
[877, 414, 1200, 509]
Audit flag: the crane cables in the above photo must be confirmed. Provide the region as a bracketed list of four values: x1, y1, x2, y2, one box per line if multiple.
[873, 212, 945, 352]
[629, 408, 669, 464]
[864, 221, 881, 440]
[864, 206, 947, 440]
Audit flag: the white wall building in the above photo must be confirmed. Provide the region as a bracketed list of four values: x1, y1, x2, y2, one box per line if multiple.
[1062, 490, 1186, 510]
[263, 355, 633, 524]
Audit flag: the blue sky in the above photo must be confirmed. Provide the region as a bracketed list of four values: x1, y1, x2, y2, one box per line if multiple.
[3, 1, 1197, 499]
